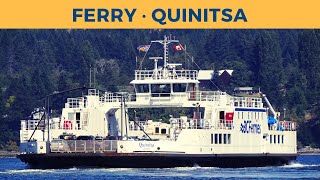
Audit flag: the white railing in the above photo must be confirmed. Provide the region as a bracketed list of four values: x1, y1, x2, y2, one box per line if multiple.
[50, 140, 117, 153]
[170, 118, 212, 130]
[21, 118, 85, 131]
[188, 91, 226, 101]
[269, 121, 297, 131]
[129, 121, 146, 131]
[232, 97, 263, 108]
[88, 89, 100, 96]
[104, 92, 136, 103]
[21, 120, 44, 130]
[67, 97, 85, 108]
[135, 70, 198, 80]
[216, 119, 234, 130]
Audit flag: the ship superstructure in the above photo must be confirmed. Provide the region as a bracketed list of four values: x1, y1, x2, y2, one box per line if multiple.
[18, 36, 297, 168]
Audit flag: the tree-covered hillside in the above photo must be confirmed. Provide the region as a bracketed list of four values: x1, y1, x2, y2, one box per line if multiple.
[0, 29, 319, 150]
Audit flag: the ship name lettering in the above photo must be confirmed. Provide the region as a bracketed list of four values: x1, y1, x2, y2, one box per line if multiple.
[139, 142, 155, 148]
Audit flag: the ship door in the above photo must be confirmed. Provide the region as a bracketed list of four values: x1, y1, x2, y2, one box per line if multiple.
[76, 112, 81, 130]
[262, 133, 268, 154]
[219, 111, 225, 128]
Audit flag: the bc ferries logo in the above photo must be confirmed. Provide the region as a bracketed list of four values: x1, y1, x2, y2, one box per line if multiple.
[139, 142, 155, 148]
[240, 120, 261, 134]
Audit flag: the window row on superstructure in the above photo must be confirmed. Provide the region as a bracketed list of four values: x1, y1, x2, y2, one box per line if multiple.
[270, 134, 284, 144]
[135, 83, 196, 94]
[236, 111, 265, 121]
[211, 133, 231, 144]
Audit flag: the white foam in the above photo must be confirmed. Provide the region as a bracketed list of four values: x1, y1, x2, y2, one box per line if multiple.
[0, 169, 55, 174]
[282, 162, 320, 168]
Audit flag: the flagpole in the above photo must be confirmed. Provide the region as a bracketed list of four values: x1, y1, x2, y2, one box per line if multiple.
[184, 45, 187, 69]
[135, 56, 138, 70]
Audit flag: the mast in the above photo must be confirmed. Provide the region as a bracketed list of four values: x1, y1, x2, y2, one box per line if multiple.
[151, 35, 179, 68]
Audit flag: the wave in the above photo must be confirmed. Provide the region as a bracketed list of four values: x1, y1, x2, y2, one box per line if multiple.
[0, 169, 56, 174]
[282, 162, 320, 168]
[0, 167, 80, 175]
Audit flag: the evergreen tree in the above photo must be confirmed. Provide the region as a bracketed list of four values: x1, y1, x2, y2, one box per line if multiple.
[298, 30, 320, 102]
[254, 31, 284, 108]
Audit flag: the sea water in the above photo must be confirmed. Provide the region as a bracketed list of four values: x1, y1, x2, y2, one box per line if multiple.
[1, 155, 320, 179]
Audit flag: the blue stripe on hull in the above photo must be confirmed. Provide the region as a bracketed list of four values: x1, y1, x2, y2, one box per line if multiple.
[235, 108, 266, 112]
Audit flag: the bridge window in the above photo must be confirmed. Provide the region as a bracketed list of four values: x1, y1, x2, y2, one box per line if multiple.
[173, 83, 187, 92]
[135, 84, 150, 93]
[187, 83, 196, 91]
[151, 84, 171, 96]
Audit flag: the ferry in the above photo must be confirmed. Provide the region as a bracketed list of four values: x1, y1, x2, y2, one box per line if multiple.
[18, 36, 297, 168]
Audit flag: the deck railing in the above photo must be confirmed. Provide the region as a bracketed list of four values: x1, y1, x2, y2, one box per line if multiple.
[135, 69, 198, 80]
[129, 121, 146, 131]
[50, 140, 117, 153]
[232, 97, 263, 108]
[188, 91, 226, 101]
[103, 92, 136, 103]
[269, 121, 297, 131]
[66, 97, 85, 108]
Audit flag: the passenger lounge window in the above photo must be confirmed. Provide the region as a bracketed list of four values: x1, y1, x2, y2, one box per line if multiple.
[219, 134, 222, 144]
[155, 127, 159, 134]
[223, 134, 227, 144]
[227, 134, 231, 144]
[161, 128, 166, 134]
[215, 134, 218, 144]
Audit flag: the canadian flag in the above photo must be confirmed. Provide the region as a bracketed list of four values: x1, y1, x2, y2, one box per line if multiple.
[173, 44, 184, 51]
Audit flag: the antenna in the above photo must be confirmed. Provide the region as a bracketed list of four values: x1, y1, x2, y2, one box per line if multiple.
[93, 66, 96, 88]
[151, 35, 179, 68]
[89, 65, 92, 88]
